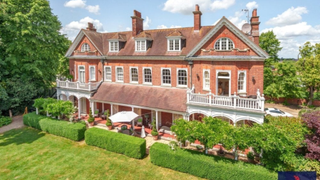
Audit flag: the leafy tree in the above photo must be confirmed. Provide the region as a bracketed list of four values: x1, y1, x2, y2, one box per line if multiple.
[302, 110, 320, 161]
[0, 0, 70, 115]
[260, 31, 282, 67]
[297, 42, 320, 105]
[264, 61, 304, 100]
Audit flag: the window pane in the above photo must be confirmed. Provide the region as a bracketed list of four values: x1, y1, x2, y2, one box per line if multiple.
[114, 42, 118, 51]
[204, 71, 210, 89]
[221, 38, 227, 50]
[144, 68, 152, 83]
[117, 67, 123, 81]
[105, 67, 111, 81]
[214, 39, 220, 50]
[131, 68, 138, 82]
[81, 43, 90, 52]
[169, 40, 173, 51]
[141, 41, 146, 51]
[90, 67, 95, 80]
[178, 69, 187, 86]
[174, 39, 179, 50]
[228, 40, 233, 50]
[136, 41, 140, 51]
[162, 69, 171, 84]
[238, 72, 245, 91]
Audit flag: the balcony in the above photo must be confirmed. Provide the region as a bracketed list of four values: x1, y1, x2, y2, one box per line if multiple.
[56, 79, 102, 91]
[187, 88, 265, 112]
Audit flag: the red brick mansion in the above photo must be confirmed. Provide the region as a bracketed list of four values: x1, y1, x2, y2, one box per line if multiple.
[57, 5, 268, 129]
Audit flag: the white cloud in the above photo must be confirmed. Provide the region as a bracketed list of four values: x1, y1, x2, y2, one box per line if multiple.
[210, 0, 235, 11]
[266, 7, 308, 27]
[64, 0, 100, 14]
[60, 17, 104, 41]
[162, 0, 235, 14]
[64, 0, 86, 8]
[246, 1, 258, 11]
[157, 25, 182, 29]
[143, 16, 151, 30]
[125, 27, 131, 31]
[86, 5, 100, 15]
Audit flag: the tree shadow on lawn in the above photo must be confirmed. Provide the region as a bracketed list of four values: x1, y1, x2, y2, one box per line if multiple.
[0, 127, 45, 146]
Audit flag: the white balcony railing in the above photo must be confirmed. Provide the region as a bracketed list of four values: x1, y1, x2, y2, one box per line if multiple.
[187, 87, 265, 112]
[56, 79, 102, 91]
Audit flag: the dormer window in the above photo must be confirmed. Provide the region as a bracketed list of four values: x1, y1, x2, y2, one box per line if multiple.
[214, 38, 234, 50]
[166, 31, 186, 52]
[168, 39, 181, 51]
[81, 43, 90, 52]
[109, 41, 119, 52]
[135, 40, 146, 51]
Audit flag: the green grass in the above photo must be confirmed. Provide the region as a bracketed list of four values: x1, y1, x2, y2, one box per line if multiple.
[0, 128, 203, 180]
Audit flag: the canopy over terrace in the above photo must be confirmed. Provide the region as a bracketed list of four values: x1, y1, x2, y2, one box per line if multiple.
[109, 111, 139, 130]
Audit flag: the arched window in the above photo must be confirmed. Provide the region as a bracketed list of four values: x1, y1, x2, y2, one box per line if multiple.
[81, 43, 90, 52]
[214, 38, 234, 50]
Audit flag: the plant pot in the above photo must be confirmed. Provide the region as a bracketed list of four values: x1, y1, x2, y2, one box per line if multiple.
[107, 125, 113, 130]
[153, 135, 158, 140]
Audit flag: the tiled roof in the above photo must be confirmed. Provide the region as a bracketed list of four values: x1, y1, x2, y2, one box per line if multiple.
[83, 26, 214, 56]
[91, 83, 187, 112]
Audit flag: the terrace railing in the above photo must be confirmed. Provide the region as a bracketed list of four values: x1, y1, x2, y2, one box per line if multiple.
[187, 87, 265, 112]
[56, 79, 102, 91]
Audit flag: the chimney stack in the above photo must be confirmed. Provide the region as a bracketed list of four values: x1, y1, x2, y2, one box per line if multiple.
[131, 10, 144, 36]
[86, 22, 96, 32]
[193, 4, 202, 31]
[250, 9, 260, 45]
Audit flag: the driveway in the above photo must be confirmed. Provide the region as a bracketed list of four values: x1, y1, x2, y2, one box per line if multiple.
[0, 115, 24, 134]
[265, 103, 302, 117]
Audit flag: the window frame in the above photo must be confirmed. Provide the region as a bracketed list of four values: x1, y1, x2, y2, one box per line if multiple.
[116, 66, 124, 83]
[81, 43, 90, 52]
[237, 70, 247, 93]
[167, 38, 181, 51]
[109, 40, 119, 52]
[161, 68, 172, 86]
[78, 65, 85, 83]
[104, 66, 112, 82]
[176, 68, 188, 87]
[135, 40, 147, 52]
[203, 69, 210, 91]
[214, 38, 234, 51]
[89, 65, 96, 81]
[130, 67, 139, 83]
[143, 67, 152, 85]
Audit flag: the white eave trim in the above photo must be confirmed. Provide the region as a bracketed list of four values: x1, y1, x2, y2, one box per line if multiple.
[67, 55, 186, 60]
[186, 17, 269, 59]
[190, 56, 265, 61]
[65, 30, 103, 57]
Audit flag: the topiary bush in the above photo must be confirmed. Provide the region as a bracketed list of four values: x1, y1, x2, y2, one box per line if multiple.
[85, 128, 146, 159]
[0, 116, 12, 127]
[39, 118, 86, 141]
[23, 112, 43, 130]
[150, 143, 277, 180]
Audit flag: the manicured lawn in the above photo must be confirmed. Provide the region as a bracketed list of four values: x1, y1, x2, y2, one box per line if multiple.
[0, 128, 202, 180]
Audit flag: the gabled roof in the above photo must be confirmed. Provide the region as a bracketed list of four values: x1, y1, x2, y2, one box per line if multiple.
[186, 17, 269, 58]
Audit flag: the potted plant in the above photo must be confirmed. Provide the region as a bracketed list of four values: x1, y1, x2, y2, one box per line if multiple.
[137, 118, 143, 126]
[247, 151, 255, 163]
[105, 110, 112, 130]
[151, 120, 158, 140]
[87, 109, 95, 126]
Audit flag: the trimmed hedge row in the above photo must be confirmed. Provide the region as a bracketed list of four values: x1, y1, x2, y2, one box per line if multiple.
[0, 116, 12, 127]
[23, 112, 43, 130]
[23, 112, 86, 141]
[150, 143, 277, 180]
[85, 128, 146, 159]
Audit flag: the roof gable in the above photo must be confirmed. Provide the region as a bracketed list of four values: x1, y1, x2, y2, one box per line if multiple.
[186, 17, 269, 58]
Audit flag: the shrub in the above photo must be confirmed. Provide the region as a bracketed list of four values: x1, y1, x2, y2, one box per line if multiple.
[39, 118, 86, 141]
[85, 128, 146, 159]
[150, 143, 277, 180]
[0, 116, 12, 127]
[23, 112, 43, 130]
[151, 120, 158, 136]
[87, 109, 94, 123]
[302, 110, 320, 161]
[247, 152, 254, 160]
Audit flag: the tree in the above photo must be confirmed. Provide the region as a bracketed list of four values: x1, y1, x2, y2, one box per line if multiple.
[259, 31, 283, 67]
[264, 61, 304, 100]
[302, 110, 320, 161]
[297, 42, 320, 105]
[0, 0, 70, 115]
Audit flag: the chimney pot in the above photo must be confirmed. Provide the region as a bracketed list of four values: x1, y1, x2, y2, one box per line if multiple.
[252, 9, 257, 17]
[87, 22, 96, 32]
[195, 4, 199, 11]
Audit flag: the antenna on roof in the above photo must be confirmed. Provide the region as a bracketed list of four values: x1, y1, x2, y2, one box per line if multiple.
[242, 8, 249, 23]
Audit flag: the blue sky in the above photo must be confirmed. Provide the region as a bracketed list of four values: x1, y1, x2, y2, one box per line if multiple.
[48, 0, 320, 58]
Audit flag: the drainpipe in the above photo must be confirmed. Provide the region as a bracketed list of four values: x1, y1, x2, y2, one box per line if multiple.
[100, 57, 106, 81]
[185, 57, 193, 89]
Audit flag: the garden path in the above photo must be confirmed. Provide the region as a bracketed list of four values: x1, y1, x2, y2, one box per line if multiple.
[265, 103, 302, 117]
[0, 115, 24, 134]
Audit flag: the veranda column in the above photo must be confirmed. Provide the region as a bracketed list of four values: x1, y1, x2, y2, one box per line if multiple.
[78, 98, 81, 120]
[131, 107, 134, 111]
[102, 103, 104, 112]
[90, 101, 94, 116]
[156, 110, 159, 130]
[111, 104, 113, 115]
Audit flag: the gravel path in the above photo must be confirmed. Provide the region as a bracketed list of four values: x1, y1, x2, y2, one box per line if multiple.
[0, 115, 24, 134]
[265, 103, 302, 117]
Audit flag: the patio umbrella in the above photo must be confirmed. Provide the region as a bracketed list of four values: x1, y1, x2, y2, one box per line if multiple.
[109, 111, 139, 130]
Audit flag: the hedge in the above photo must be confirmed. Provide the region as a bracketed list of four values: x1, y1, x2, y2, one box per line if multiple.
[0, 116, 12, 127]
[85, 128, 146, 159]
[23, 112, 86, 141]
[23, 112, 43, 130]
[39, 118, 86, 141]
[150, 143, 277, 180]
